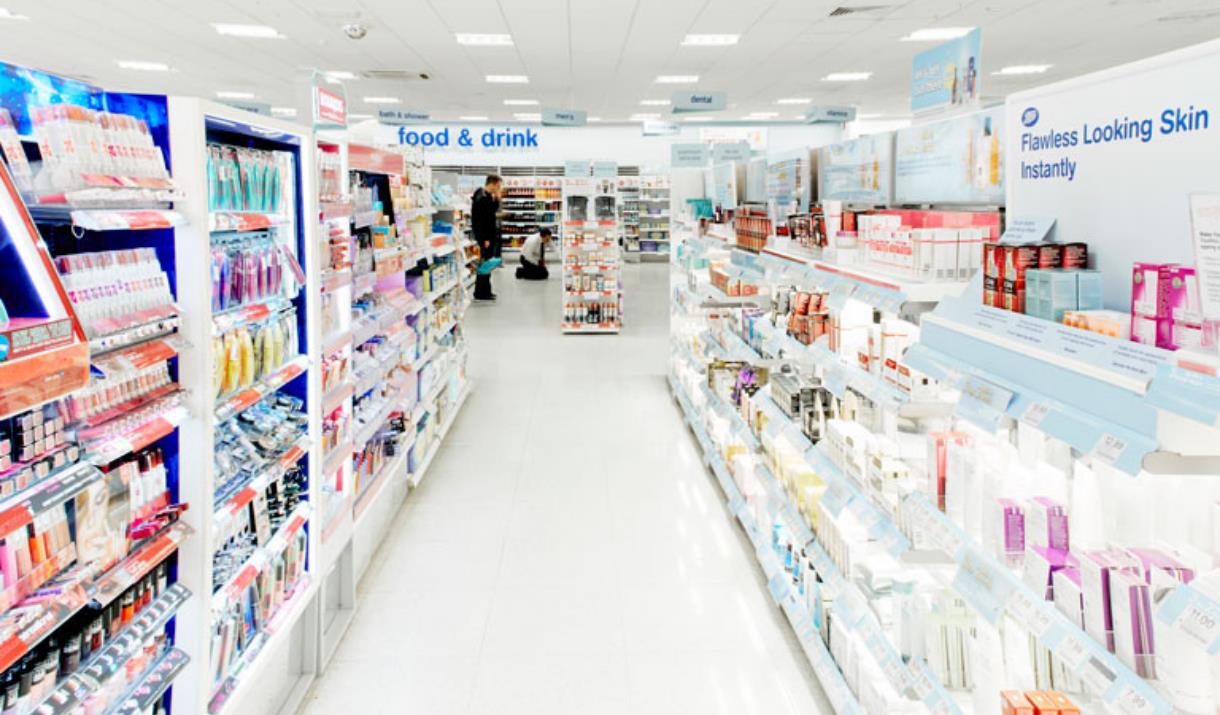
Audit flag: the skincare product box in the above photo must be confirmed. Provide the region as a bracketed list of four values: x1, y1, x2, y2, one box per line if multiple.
[1080, 549, 1141, 653]
[1026, 497, 1069, 551]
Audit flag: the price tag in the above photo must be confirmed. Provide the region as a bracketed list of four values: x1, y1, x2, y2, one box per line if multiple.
[821, 481, 852, 516]
[1078, 654, 1118, 694]
[1005, 590, 1053, 639]
[767, 573, 791, 604]
[907, 660, 937, 700]
[727, 494, 746, 517]
[1156, 584, 1220, 654]
[824, 367, 847, 398]
[1091, 432, 1128, 466]
[1106, 680, 1161, 715]
[1021, 401, 1051, 428]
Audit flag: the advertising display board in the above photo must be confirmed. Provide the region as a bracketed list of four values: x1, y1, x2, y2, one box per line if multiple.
[818, 133, 894, 204]
[1005, 38, 1220, 309]
[895, 107, 1004, 205]
[911, 29, 982, 114]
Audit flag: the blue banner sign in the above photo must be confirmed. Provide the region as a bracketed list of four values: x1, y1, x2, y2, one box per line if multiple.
[543, 107, 587, 126]
[671, 143, 709, 168]
[806, 105, 856, 123]
[672, 91, 727, 113]
[911, 28, 982, 113]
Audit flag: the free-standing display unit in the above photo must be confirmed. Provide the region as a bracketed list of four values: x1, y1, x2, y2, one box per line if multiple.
[562, 177, 622, 334]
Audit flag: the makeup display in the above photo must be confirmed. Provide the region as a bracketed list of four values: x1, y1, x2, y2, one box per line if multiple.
[669, 213, 1220, 715]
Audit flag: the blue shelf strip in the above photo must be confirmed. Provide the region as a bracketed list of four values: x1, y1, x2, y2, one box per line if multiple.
[757, 251, 907, 314]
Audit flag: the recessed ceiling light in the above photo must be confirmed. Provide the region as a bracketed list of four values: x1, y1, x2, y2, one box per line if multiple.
[271, 107, 297, 117]
[513, 113, 541, 121]
[459, 115, 489, 121]
[775, 97, 812, 105]
[640, 99, 671, 106]
[823, 72, 872, 82]
[681, 34, 739, 46]
[503, 99, 539, 106]
[325, 70, 358, 80]
[117, 60, 172, 72]
[363, 96, 400, 104]
[993, 64, 1052, 75]
[486, 74, 529, 83]
[0, 8, 29, 20]
[630, 113, 661, 121]
[456, 33, 513, 46]
[216, 91, 256, 99]
[213, 23, 284, 39]
[745, 112, 779, 119]
[900, 27, 974, 42]
[655, 75, 699, 84]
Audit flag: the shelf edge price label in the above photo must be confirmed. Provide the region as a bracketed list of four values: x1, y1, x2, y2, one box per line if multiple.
[1155, 583, 1220, 655]
[1091, 432, 1128, 467]
[1020, 401, 1051, 429]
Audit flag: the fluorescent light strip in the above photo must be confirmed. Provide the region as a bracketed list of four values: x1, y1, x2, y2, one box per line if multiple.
[900, 27, 974, 42]
[348, 113, 372, 120]
[325, 70, 358, 80]
[681, 34, 738, 46]
[0, 8, 29, 20]
[775, 97, 811, 105]
[213, 23, 283, 39]
[460, 115, 489, 121]
[587, 117, 602, 122]
[640, 99, 671, 106]
[857, 113, 883, 119]
[823, 72, 872, 82]
[655, 75, 698, 84]
[486, 74, 529, 83]
[630, 113, 660, 120]
[745, 112, 778, 119]
[456, 33, 513, 46]
[216, 91, 255, 99]
[271, 107, 297, 117]
[363, 96, 400, 104]
[503, 99, 538, 106]
[993, 64, 1052, 75]
[683, 116, 714, 122]
[118, 60, 172, 72]
[513, 113, 541, 121]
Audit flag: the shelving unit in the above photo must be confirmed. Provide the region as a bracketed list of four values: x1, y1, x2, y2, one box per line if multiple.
[616, 176, 640, 260]
[500, 176, 562, 248]
[562, 177, 622, 334]
[638, 174, 671, 262]
[669, 220, 1190, 715]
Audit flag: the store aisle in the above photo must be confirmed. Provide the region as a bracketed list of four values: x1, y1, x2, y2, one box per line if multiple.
[299, 261, 832, 715]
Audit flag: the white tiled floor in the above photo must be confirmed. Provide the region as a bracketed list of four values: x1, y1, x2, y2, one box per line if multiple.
[299, 260, 832, 715]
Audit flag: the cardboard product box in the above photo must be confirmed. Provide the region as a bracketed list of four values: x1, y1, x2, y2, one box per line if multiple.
[984, 242, 1004, 307]
[1061, 242, 1088, 270]
[1003, 244, 1042, 314]
[1001, 691, 1035, 715]
[1038, 243, 1064, 270]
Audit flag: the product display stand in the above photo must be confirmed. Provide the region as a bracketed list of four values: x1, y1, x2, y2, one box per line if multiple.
[562, 177, 622, 334]
[638, 175, 670, 261]
[168, 99, 320, 715]
[669, 208, 1191, 712]
[617, 176, 640, 262]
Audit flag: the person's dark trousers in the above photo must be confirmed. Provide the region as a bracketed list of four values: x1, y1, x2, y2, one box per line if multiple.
[515, 255, 549, 280]
[474, 239, 498, 299]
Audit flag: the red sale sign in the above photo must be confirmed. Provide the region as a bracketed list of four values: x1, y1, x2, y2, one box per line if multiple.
[315, 86, 346, 127]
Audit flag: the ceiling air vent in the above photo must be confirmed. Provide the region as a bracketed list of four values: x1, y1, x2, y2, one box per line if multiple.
[361, 69, 430, 81]
[828, 5, 891, 16]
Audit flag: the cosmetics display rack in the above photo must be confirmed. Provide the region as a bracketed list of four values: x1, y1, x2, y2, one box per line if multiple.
[500, 177, 563, 249]
[0, 67, 199, 715]
[669, 213, 1220, 714]
[638, 175, 671, 261]
[562, 177, 622, 334]
[166, 99, 321, 715]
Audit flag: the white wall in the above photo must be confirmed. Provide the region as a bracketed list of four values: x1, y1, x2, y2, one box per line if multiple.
[352, 121, 841, 168]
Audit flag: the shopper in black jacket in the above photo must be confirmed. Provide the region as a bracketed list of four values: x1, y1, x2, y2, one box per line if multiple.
[471, 174, 503, 300]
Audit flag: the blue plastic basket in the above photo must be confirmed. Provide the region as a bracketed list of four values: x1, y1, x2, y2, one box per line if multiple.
[476, 257, 502, 275]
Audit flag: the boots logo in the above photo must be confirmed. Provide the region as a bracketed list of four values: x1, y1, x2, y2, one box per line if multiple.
[1022, 107, 1040, 127]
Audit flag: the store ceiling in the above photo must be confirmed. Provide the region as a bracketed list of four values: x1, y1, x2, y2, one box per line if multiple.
[3, 0, 1220, 123]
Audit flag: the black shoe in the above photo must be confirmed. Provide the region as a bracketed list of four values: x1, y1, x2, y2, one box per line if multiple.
[475, 294, 497, 302]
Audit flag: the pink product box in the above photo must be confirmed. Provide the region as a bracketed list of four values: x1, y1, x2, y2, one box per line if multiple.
[997, 498, 1025, 566]
[1130, 262, 1190, 349]
[1026, 497, 1069, 551]
[1110, 570, 1156, 678]
[1023, 545, 1076, 600]
[1080, 549, 1142, 653]
[1126, 547, 1194, 585]
[1052, 566, 1085, 629]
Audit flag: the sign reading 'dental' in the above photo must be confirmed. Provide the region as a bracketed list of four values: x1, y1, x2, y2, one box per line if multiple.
[642, 119, 680, 136]
[592, 161, 618, 178]
[712, 141, 750, 163]
[805, 105, 856, 123]
[542, 107, 587, 126]
[394, 126, 540, 148]
[911, 28, 982, 113]
[379, 109, 431, 124]
[672, 91, 727, 113]
[1006, 37, 1220, 310]
[670, 143, 709, 168]
[894, 107, 1004, 205]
